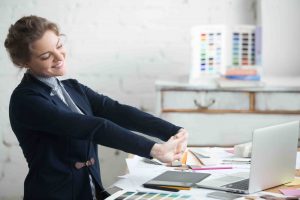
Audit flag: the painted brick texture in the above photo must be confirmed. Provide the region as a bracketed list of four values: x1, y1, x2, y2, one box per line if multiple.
[0, 0, 255, 198]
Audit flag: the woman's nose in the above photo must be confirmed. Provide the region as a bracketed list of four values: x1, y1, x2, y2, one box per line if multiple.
[53, 50, 64, 61]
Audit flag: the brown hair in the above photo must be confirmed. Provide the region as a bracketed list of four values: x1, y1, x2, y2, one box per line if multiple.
[4, 15, 60, 68]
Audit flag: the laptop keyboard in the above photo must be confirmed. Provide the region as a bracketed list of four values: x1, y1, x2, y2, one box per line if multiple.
[223, 179, 249, 190]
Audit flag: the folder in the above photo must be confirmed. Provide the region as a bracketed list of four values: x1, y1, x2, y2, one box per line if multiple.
[143, 171, 210, 191]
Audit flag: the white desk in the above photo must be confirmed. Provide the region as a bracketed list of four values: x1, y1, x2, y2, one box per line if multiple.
[155, 80, 300, 146]
[108, 151, 299, 200]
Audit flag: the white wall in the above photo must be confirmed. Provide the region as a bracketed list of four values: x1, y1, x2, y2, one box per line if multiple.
[0, 0, 255, 199]
[260, 0, 300, 77]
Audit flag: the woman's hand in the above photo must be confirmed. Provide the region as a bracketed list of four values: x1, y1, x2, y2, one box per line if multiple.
[174, 128, 189, 154]
[150, 129, 189, 163]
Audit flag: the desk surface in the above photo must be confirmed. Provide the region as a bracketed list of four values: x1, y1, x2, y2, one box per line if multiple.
[264, 169, 300, 194]
[155, 78, 300, 92]
[110, 148, 300, 199]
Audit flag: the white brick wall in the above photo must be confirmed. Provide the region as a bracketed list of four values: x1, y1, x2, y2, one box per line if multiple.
[0, 0, 255, 198]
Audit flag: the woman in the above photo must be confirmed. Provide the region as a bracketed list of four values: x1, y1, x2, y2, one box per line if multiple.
[4, 15, 188, 200]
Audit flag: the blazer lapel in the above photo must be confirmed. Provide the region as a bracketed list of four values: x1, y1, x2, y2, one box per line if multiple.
[23, 73, 73, 112]
[50, 93, 72, 112]
[23, 73, 90, 115]
[62, 84, 90, 115]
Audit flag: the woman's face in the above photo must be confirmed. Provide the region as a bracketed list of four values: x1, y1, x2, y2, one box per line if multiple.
[26, 30, 66, 77]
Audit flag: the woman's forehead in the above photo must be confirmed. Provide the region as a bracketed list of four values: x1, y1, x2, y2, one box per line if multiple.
[30, 31, 59, 54]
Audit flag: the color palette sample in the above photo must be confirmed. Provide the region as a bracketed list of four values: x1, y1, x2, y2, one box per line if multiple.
[114, 191, 192, 200]
[190, 25, 227, 84]
[231, 27, 256, 66]
[190, 25, 261, 84]
[199, 32, 223, 73]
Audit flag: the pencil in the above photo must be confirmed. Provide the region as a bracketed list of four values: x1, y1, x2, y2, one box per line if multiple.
[189, 166, 233, 170]
[181, 151, 188, 165]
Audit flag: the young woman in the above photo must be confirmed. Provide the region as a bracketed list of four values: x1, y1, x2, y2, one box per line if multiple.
[4, 15, 188, 200]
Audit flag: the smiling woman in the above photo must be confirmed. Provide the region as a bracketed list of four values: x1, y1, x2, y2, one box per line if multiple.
[27, 31, 66, 76]
[4, 17, 66, 77]
[4, 15, 188, 200]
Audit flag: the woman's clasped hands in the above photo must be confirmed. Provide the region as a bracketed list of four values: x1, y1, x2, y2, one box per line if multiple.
[150, 128, 189, 163]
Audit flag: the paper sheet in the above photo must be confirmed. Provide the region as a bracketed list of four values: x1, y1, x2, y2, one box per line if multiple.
[279, 188, 300, 196]
[188, 147, 250, 166]
[113, 156, 169, 191]
[285, 177, 300, 186]
[126, 156, 168, 177]
[296, 152, 300, 169]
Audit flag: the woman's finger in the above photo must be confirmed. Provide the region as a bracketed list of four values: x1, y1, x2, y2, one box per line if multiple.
[174, 136, 186, 153]
[173, 152, 183, 161]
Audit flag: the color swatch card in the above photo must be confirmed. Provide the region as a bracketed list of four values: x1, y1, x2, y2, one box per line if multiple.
[190, 25, 227, 84]
[189, 25, 262, 85]
[231, 26, 256, 67]
[105, 190, 193, 200]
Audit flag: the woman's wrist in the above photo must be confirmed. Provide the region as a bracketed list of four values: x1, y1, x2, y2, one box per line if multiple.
[150, 143, 161, 159]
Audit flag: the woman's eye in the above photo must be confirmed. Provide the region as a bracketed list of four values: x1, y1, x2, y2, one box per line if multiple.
[40, 54, 51, 60]
[57, 44, 63, 49]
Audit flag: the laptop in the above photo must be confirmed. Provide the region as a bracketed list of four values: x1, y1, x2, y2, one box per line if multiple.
[196, 121, 299, 194]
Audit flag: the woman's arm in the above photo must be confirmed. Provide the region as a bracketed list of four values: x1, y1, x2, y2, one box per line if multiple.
[11, 86, 188, 163]
[79, 82, 181, 141]
[10, 88, 155, 158]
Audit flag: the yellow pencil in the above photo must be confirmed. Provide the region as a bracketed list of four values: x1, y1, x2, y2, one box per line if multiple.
[181, 151, 188, 165]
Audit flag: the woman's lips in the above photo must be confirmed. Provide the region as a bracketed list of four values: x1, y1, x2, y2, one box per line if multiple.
[52, 61, 64, 68]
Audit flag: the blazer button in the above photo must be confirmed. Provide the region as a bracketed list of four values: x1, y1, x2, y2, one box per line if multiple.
[75, 157, 95, 169]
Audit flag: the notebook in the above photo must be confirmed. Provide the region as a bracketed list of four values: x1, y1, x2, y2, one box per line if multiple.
[196, 121, 299, 194]
[143, 171, 210, 191]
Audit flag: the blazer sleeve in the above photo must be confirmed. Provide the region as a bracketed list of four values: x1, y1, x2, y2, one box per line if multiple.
[78, 82, 181, 141]
[9, 88, 156, 158]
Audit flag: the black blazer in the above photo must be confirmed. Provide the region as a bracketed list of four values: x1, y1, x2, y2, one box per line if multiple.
[9, 73, 181, 200]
